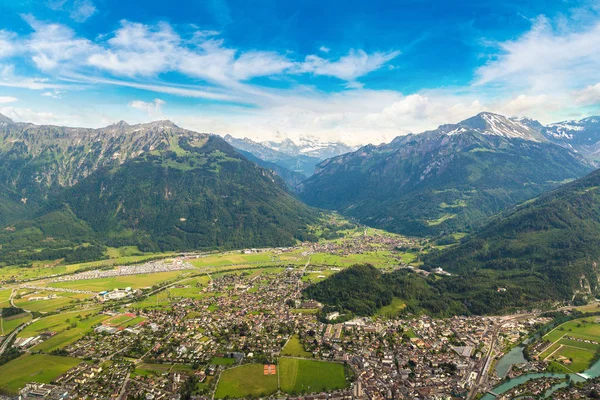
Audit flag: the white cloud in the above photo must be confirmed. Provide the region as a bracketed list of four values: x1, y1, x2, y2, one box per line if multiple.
[476, 16, 600, 93]
[4, 10, 599, 145]
[88, 21, 179, 77]
[0, 31, 17, 59]
[0, 64, 67, 90]
[47, 0, 97, 23]
[41, 90, 63, 98]
[231, 51, 293, 81]
[499, 94, 558, 116]
[0, 96, 17, 104]
[0, 106, 58, 124]
[22, 14, 95, 72]
[574, 82, 600, 105]
[70, 0, 97, 22]
[128, 98, 166, 117]
[297, 49, 401, 81]
[319, 46, 330, 53]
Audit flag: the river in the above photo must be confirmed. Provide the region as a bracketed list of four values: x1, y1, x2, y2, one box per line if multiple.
[481, 357, 600, 399]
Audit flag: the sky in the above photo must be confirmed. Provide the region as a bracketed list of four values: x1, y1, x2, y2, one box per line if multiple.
[0, 0, 600, 145]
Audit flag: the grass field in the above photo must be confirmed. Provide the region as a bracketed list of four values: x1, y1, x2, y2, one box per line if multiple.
[538, 317, 600, 372]
[48, 270, 188, 291]
[19, 310, 108, 353]
[0, 312, 31, 336]
[19, 310, 99, 337]
[130, 291, 172, 310]
[0, 289, 11, 308]
[211, 357, 236, 366]
[0, 354, 80, 395]
[34, 314, 109, 352]
[0, 249, 175, 283]
[132, 363, 194, 377]
[167, 276, 211, 299]
[282, 335, 312, 358]
[214, 364, 278, 399]
[13, 290, 93, 313]
[15, 296, 76, 313]
[544, 318, 600, 343]
[376, 298, 407, 318]
[104, 313, 138, 326]
[279, 358, 347, 394]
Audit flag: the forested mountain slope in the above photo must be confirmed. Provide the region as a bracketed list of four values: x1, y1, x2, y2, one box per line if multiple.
[299, 112, 591, 236]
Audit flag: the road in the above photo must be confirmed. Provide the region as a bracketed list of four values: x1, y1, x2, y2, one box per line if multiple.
[0, 316, 39, 355]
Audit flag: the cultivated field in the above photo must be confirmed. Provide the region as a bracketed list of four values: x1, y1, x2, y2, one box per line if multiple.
[0, 288, 11, 308]
[282, 335, 312, 358]
[539, 317, 600, 373]
[19, 310, 108, 353]
[0, 312, 31, 336]
[279, 358, 347, 394]
[0, 354, 81, 395]
[48, 270, 188, 291]
[214, 364, 278, 399]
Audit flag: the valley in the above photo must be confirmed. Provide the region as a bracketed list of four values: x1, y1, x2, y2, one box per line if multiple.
[0, 223, 599, 399]
[1, 112, 600, 400]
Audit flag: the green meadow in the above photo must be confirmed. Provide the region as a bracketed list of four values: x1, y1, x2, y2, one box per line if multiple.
[279, 358, 347, 394]
[0, 354, 81, 395]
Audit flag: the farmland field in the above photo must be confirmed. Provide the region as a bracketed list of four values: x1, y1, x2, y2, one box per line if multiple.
[0, 249, 175, 283]
[14, 296, 77, 313]
[33, 314, 109, 352]
[538, 317, 600, 372]
[19, 310, 108, 353]
[282, 335, 312, 358]
[0, 312, 31, 336]
[279, 358, 347, 394]
[214, 364, 278, 399]
[0, 354, 81, 395]
[48, 270, 189, 291]
[0, 289, 11, 308]
[19, 310, 99, 337]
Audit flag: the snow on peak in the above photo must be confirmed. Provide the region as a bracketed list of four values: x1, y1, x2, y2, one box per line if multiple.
[456, 112, 543, 142]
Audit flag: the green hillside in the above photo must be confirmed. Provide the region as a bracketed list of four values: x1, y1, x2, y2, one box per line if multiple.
[299, 113, 591, 237]
[0, 119, 319, 265]
[426, 168, 600, 305]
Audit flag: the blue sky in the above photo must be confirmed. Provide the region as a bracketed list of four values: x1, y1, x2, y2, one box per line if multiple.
[0, 0, 599, 144]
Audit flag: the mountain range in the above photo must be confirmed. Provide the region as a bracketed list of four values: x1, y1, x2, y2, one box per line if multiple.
[298, 112, 594, 236]
[2, 110, 600, 310]
[223, 134, 357, 179]
[0, 114, 319, 265]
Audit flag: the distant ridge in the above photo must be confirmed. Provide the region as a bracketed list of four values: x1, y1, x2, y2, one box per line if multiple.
[298, 111, 592, 236]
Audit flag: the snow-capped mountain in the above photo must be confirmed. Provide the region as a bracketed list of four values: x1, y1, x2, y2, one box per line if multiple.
[446, 112, 547, 142]
[262, 136, 358, 160]
[541, 116, 600, 160]
[298, 111, 591, 237]
[223, 134, 357, 178]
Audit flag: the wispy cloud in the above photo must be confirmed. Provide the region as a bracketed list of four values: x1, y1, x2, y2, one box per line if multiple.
[574, 82, 600, 105]
[1, 8, 599, 144]
[0, 96, 17, 104]
[41, 90, 63, 98]
[129, 98, 165, 117]
[11, 17, 399, 87]
[475, 15, 600, 93]
[297, 49, 401, 81]
[70, 0, 96, 22]
[46, 0, 97, 22]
